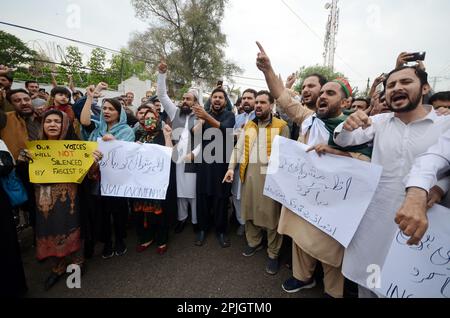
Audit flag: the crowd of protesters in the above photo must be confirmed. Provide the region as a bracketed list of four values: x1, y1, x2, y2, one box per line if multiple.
[1, 45, 449, 298]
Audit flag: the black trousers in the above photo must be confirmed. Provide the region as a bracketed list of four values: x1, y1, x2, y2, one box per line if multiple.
[100, 196, 128, 244]
[0, 187, 27, 297]
[197, 195, 229, 234]
[135, 212, 169, 246]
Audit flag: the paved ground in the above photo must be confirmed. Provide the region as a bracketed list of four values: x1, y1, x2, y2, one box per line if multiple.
[20, 220, 326, 298]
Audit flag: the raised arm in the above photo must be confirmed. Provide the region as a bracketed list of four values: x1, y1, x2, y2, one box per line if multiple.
[80, 85, 95, 126]
[256, 42, 313, 125]
[156, 58, 177, 121]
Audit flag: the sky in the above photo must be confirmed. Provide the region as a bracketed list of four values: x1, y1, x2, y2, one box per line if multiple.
[1, 0, 450, 92]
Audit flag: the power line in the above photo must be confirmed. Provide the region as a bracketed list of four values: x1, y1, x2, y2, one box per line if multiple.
[230, 74, 266, 82]
[280, 0, 364, 78]
[0, 21, 153, 64]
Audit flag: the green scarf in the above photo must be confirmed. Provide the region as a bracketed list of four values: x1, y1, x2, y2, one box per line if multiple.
[322, 114, 373, 158]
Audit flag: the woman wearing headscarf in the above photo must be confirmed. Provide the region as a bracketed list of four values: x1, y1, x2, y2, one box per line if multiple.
[80, 84, 135, 259]
[134, 108, 173, 254]
[18, 110, 102, 291]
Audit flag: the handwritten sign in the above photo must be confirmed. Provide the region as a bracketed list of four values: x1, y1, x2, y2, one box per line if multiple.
[27, 140, 97, 184]
[98, 139, 172, 200]
[377, 205, 450, 298]
[263, 136, 382, 247]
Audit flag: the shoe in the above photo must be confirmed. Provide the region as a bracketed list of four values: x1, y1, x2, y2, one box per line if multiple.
[44, 272, 62, 291]
[136, 241, 152, 253]
[217, 233, 231, 248]
[236, 224, 245, 236]
[156, 245, 168, 255]
[174, 220, 187, 233]
[115, 240, 128, 256]
[242, 243, 263, 257]
[195, 231, 206, 246]
[265, 257, 279, 275]
[102, 242, 114, 259]
[282, 277, 316, 293]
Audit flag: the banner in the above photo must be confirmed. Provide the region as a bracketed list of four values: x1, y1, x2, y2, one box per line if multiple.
[98, 139, 172, 200]
[377, 204, 450, 298]
[27, 140, 97, 184]
[263, 136, 382, 247]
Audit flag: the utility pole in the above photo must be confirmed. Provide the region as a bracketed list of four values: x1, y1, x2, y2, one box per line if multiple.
[323, 0, 339, 72]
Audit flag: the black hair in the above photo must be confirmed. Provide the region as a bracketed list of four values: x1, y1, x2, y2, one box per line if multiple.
[138, 104, 153, 112]
[42, 109, 63, 121]
[242, 88, 258, 98]
[384, 66, 429, 88]
[352, 97, 370, 108]
[211, 87, 228, 100]
[0, 72, 13, 83]
[50, 86, 72, 99]
[103, 98, 122, 114]
[6, 88, 30, 103]
[304, 73, 328, 87]
[256, 90, 275, 104]
[235, 97, 242, 106]
[429, 91, 450, 105]
[25, 80, 38, 88]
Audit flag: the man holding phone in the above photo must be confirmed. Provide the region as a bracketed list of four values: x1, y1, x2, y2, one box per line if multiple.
[396, 52, 426, 69]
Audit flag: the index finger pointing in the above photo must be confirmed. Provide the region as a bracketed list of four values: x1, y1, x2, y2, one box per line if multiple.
[256, 41, 266, 54]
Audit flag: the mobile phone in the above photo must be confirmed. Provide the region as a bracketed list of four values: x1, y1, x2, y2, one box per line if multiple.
[405, 52, 426, 62]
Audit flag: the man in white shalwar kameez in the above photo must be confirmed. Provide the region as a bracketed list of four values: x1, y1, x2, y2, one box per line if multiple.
[334, 66, 450, 298]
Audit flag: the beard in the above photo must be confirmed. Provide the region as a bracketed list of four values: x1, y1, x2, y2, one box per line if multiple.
[316, 102, 341, 119]
[180, 104, 192, 115]
[212, 103, 224, 112]
[243, 104, 253, 113]
[387, 92, 422, 113]
[256, 111, 270, 121]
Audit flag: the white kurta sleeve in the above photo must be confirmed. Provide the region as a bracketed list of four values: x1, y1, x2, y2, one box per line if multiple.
[405, 129, 450, 192]
[157, 73, 178, 122]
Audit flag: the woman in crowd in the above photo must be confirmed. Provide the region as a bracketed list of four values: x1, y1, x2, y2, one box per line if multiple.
[18, 110, 102, 290]
[134, 108, 173, 254]
[80, 85, 135, 259]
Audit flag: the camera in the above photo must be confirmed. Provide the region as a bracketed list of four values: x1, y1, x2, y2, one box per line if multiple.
[405, 52, 426, 62]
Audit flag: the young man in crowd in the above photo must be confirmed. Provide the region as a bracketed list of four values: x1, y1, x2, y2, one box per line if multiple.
[224, 90, 289, 275]
[334, 65, 450, 297]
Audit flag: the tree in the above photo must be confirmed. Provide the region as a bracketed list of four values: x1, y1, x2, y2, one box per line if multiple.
[64, 46, 86, 86]
[87, 48, 107, 84]
[0, 31, 37, 66]
[107, 49, 155, 88]
[293, 64, 345, 93]
[129, 0, 242, 88]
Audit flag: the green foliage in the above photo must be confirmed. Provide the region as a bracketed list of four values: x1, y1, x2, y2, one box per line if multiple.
[107, 49, 155, 88]
[0, 30, 37, 66]
[293, 64, 345, 92]
[129, 0, 242, 88]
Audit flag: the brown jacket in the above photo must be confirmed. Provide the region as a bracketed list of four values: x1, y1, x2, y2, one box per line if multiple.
[0, 112, 40, 160]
